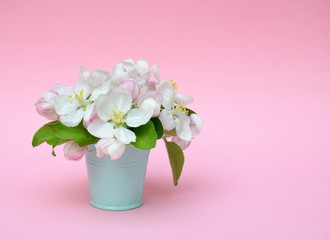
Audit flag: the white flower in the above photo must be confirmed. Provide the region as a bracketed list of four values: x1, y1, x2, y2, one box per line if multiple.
[117, 80, 163, 125]
[87, 87, 160, 159]
[87, 88, 137, 141]
[111, 59, 159, 86]
[78, 66, 110, 87]
[170, 114, 203, 150]
[158, 81, 193, 141]
[87, 86, 157, 139]
[54, 78, 111, 127]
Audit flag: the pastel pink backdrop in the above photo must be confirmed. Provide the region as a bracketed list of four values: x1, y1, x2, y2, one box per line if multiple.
[1, 0, 329, 239]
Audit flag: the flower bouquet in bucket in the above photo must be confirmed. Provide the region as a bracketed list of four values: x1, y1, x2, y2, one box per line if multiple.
[32, 59, 203, 210]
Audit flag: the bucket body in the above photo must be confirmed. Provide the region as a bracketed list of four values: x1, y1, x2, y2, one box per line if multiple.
[85, 144, 150, 211]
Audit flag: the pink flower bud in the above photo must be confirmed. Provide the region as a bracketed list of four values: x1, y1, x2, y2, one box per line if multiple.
[35, 92, 58, 120]
[63, 141, 86, 161]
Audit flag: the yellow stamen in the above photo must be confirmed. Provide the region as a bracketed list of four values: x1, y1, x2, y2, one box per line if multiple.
[68, 90, 85, 103]
[169, 79, 178, 91]
[107, 109, 126, 125]
[174, 100, 188, 114]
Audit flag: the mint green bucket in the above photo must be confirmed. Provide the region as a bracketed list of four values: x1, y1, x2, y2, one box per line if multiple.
[85, 145, 150, 211]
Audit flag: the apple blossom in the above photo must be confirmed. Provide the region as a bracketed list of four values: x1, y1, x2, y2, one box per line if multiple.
[78, 66, 110, 87]
[54, 77, 111, 127]
[111, 59, 159, 87]
[158, 81, 193, 141]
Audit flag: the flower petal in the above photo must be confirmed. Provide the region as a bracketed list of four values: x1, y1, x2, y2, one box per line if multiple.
[159, 109, 175, 130]
[114, 126, 136, 144]
[112, 61, 138, 86]
[87, 119, 114, 138]
[151, 64, 160, 82]
[175, 113, 192, 141]
[95, 138, 125, 160]
[36, 97, 57, 120]
[79, 66, 90, 81]
[56, 86, 73, 96]
[107, 140, 126, 160]
[108, 87, 132, 114]
[158, 81, 174, 109]
[83, 103, 95, 123]
[172, 136, 191, 150]
[63, 141, 86, 160]
[88, 69, 110, 87]
[61, 109, 85, 127]
[41, 92, 55, 102]
[49, 84, 65, 95]
[190, 114, 203, 136]
[135, 71, 151, 85]
[147, 81, 157, 91]
[175, 92, 194, 106]
[123, 58, 136, 66]
[54, 95, 80, 115]
[125, 98, 157, 127]
[73, 79, 92, 99]
[89, 80, 112, 101]
[132, 83, 141, 102]
[95, 87, 133, 122]
[136, 60, 148, 75]
[137, 91, 163, 117]
[119, 79, 136, 96]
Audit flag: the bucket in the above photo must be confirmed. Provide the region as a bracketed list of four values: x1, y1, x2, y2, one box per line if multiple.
[85, 144, 150, 210]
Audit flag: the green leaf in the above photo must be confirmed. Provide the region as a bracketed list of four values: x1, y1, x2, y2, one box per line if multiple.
[130, 120, 157, 150]
[185, 107, 196, 116]
[163, 138, 185, 186]
[46, 121, 98, 147]
[32, 122, 69, 147]
[32, 120, 99, 148]
[150, 117, 164, 139]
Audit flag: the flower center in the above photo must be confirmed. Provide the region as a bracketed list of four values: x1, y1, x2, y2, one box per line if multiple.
[107, 108, 126, 127]
[68, 89, 85, 104]
[169, 79, 178, 91]
[173, 100, 188, 115]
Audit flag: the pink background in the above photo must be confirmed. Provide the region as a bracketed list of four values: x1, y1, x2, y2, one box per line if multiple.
[1, 0, 330, 239]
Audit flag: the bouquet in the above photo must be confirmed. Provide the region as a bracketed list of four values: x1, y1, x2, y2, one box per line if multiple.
[32, 59, 203, 185]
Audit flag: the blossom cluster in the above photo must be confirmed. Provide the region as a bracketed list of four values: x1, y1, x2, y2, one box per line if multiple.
[35, 59, 203, 160]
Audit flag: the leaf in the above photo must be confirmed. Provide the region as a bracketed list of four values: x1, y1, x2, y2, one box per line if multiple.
[150, 117, 164, 139]
[32, 122, 69, 147]
[46, 121, 98, 147]
[163, 138, 185, 186]
[130, 120, 157, 150]
[185, 107, 196, 116]
[32, 120, 99, 148]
